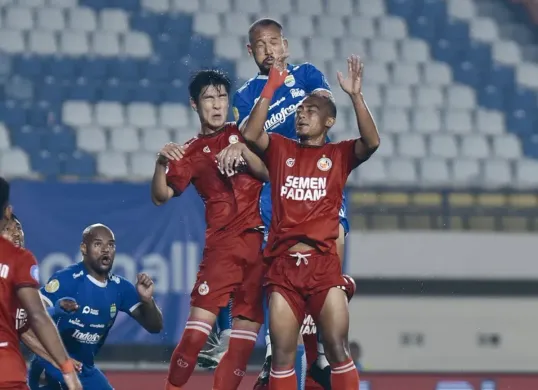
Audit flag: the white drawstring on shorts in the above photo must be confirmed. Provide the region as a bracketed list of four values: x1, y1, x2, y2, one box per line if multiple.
[290, 252, 311, 266]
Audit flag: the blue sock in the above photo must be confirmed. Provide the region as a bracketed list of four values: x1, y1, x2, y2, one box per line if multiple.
[295, 344, 306, 390]
[216, 298, 233, 334]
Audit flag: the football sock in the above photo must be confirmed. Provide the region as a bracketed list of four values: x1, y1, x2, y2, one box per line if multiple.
[269, 367, 297, 390]
[330, 358, 359, 390]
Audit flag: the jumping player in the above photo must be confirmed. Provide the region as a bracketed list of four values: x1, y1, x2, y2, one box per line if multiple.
[28, 224, 163, 389]
[0, 177, 82, 390]
[152, 70, 269, 390]
[240, 54, 379, 390]
[199, 18, 353, 389]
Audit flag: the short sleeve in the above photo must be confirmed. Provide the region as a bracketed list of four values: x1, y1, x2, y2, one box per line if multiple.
[304, 63, 331, 94]
[337, 139, 362, 174]
[264, 133, 288, 168]
[166, 158, 193, 196]
[118, 278, 141, 315]
[40, 273, 67, 307]
[13, 251, 39, 290]
[232, 90, 253, 129]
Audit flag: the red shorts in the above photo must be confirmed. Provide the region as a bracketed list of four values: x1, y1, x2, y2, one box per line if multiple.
[191, 229, 265, 324]
[0, 386, 28, 390]
[265, 250, 347, 323]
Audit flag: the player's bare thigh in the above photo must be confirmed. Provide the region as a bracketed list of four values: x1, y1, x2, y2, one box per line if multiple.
[269, 291, 302, 368]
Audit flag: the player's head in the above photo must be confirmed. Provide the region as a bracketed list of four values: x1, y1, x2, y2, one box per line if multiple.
[1, 213, 24, 248]
[349, 341, 361, 362]
[189, 69, 231, 131]
[80, 224, 115, 275]
[295, 94, 337, 141]
[247, 18, 288, 75]
[0, 177, 12, 232]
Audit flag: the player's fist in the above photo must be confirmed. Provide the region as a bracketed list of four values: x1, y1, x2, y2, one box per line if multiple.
[337, 54, 364, 97]
[262, 53, 289, 99]
[216, 143, 247, 177]
[62, 371, 82, 390]
[157, 142, 187, 165]
[59, 298, 79, 313]
[136, 272, 155, 302]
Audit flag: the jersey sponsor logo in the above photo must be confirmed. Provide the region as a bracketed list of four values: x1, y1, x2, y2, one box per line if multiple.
[264, 103, 298, 131]
[15, 307, 28, 330]
[300, 314, 317, 335]
[253, 96, 286, 111]
[233, 107, 240, 122]
[90, 323, 105, 328]
[68, 318, 84, 328]
[0, 263, 9, 279]
[229, 135, 239, 144]
[109, 274, 120, 284]
[286, 158, 295, 167]
[72, 270, 83, 279]
[72, 329, 101, 344]
[281, 176, 327, 201]
[317, 157, 332, 172]
[198, 281, 209, 296]
[45, 279, 60, 293]
[82, 306, 99, 316]
[284, 74, 296, 87]
[110, 303, 117, 318]
[30, 265, 39, 283]
[290, 88, 305, 99]
[203, 146, 210, 153]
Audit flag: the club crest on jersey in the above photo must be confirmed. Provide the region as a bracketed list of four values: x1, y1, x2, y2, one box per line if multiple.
[284, 74, 295, 87]
[233, 107, 239, 122]
[45, 279, 59, 293]
[286, 158, 295, 167]
[317, 156, 332, 171]
[229, 135, 239, 144]
[110, 303, 117, 318]
[198, 281, 209, 296]
[203, 146, 210, 153]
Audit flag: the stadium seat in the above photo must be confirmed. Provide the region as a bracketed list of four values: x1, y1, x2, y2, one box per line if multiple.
[386, 158, 417, 185]
[36, 7, 67, 31]
[483, 159, 512, 187]
[110, 127, 140, 153]
[0, 148, 32, 178]
[130, 151, 156, 179]
[234, 0, 262, 13]
[76, 126, 107, 153]
[96, 151, 128, 179]
[67, 7, 98, 32]
[94, 102, 125, 127]
[420, 158, 451, 186]
[398, 134, 427, 158]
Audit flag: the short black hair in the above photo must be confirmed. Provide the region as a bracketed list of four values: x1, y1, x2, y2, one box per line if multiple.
[309, 93, 337, 118]
[248, 18, 283, 42]
[11, 213, 20, 225]
[188, 69, 231, 104]
[0, 177, 9, 214]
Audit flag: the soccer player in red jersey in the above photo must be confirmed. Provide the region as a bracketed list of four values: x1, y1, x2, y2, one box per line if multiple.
[237, 54, 380, 390]
[151, 70, 269, 390]
[0, 178, 82, 390]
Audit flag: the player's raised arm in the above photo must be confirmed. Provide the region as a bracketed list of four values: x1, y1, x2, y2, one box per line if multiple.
[216, 142, 269, 182]
[337, 55, 380, 163]
[241, 57, 288, 152]
[151, 142, 189, 205]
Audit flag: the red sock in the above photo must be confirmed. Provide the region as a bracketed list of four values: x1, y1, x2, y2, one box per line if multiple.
[166, 317, 212, 388]
[330, 358, 359, 390]
[269, 367, 297, 390]
[213, 328, 258, 390]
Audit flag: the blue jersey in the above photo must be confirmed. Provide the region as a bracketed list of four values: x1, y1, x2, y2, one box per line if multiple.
[37, 262, 141, 367]
[232, 62, 349, 237]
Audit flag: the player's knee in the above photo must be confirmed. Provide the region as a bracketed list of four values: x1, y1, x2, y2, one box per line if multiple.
[322, 334, 349, 364]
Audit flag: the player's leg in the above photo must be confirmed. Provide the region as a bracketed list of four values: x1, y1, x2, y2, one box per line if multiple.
[79, 368, 113, 390]
[197, 298, 233, 369]
[311, 288, 358, 390]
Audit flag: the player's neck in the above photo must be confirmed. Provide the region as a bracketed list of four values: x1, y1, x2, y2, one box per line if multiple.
[82, 261, 108, 282]
[299, 135, 326, 147]
[200, 123, 225, 136]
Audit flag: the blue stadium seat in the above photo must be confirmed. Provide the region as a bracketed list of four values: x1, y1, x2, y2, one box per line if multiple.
[79, 0, 108, 11]
[131, 79, 161, 103]
[441, 20, 470, 43]
[465, 42, 492, 70]
[189, 35, 215, 63]
[162, 14, 194, 38]
[11, 125, 44, 155]
[488, 64, 516, 90]
[46, 57, 79, 80]
[63, 150, 96, 177]
[386, 0, 417, 20]
[213, 58, 237, 84]
[131, 12, 161, 36]
[506, 110, 535, 136]
[409, 16, 436, 41]
[420, 0, 447, 20]
[453, 62, 481, 88]
[80, 58, 109, 81]
[109, 0, 139, 12]
[101, 78, 130, 103]
[432, 39, 459, 64]
[45, 125, 76, 154]
[32, 150, 61, 177]
[29, 102, 61, 127]
[521, 135, 538, 159]
[144, 58, 171, 82]
[110, 58, 141, 82]
[154, 34, 182, 60]
[478, 85, 504, 110]
[508, 88, 537, 112]
[1, 101, 27, 128]
[38, 77, 65, 103]
[69, 77, 99, 102]
[164, 79, 189, 104]
[14, 55, 45, 80]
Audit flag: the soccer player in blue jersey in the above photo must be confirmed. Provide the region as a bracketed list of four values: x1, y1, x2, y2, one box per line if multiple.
[197, 18, 353, 390]
[27, 224, 163, 390]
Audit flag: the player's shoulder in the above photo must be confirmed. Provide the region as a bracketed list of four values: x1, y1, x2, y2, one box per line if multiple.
[235, 76, 262, 96]
[0, 237, 34, 263]
[49, 262, 84, 282]
[108, 273, 134, 289]
[269, 133, 296, 148]
[291, 62, 319, 74]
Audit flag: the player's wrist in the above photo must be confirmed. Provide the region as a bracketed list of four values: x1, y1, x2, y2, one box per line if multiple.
[60, 359, 75, 374]
[260, 84, 276, 100]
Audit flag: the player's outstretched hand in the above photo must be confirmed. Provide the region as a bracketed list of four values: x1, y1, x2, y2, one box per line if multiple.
[63, 371, 82, 390]
[337, 54, 364, 97]
[59, 298, 79, 313]
[216, 143, 247, 177]
[72, 358, 83, 373]
[157, 142, 187, 165]
[136, 272, 155, 302]
[266, 53, 289, 88]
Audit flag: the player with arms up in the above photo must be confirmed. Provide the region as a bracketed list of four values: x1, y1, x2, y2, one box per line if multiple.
[28, 224, 163, 389]
[200, 19, 356, 390]
[0, 178, 82, 390]
[238, 54, 379, 390]
[151, 70, 269, 390]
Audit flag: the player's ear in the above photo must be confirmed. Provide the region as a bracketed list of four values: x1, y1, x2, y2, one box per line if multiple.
[80, 242, 87, 256]
[283, 37, 288, 51]
[325, 117, 335, 128]
[3, 205, 12, 221]
[246, 42, 253, 57]
[189, 98, 197, 112]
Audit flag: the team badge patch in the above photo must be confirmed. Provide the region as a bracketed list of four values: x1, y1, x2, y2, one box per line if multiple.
[286, 158, 295, 167]
[110, 303, 117, 318]
[233, 107, 239, 122]
[229, 135, 239, 144]
[198, 281, 209, 296]
[45, 279, 59, 293]
[30, 265, 40, 283]
[284, 74, 295, 87]
[317, 156, 332, 171]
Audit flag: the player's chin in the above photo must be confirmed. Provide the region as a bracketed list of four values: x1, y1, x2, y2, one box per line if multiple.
[209, 116, 226, 128]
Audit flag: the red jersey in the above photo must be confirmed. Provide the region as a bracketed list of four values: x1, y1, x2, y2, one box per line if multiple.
[166, 123, 263, 245]
[263, 134, 361, 258]
[0, 236, 40, 385]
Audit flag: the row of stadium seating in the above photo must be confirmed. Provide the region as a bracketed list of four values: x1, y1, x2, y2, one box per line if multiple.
[0, 0, 537, 188]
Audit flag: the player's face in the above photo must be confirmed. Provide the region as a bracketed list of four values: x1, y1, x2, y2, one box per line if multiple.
[83, 227, 116, 275]
[192, 85, 229, 130]
[1, 219, 24, 248]
[248, 25, 288, 74]
[295, 96, 334, 140]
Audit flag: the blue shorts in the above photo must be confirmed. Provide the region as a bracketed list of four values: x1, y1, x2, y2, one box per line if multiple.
[259, 182, 349, 248]
[28, 357, 113, 390]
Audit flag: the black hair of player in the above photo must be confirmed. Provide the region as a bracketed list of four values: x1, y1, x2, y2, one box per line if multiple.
[311, 93, 338, 119]
[248, 18, 284, 43]
[0, 177, 9, 214]
[188, 69, 231, 105]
